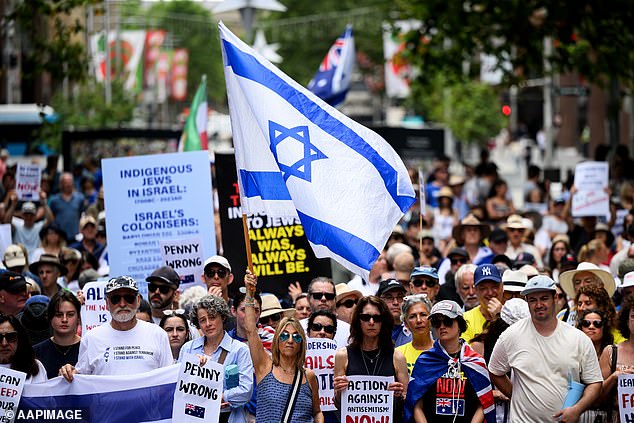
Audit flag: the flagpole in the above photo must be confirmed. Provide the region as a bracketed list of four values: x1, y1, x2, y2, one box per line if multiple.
[242, 214, 254, 273]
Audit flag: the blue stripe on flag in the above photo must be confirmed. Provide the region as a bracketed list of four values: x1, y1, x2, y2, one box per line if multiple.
[19, 382, 176, 422]
[222, 39, 412, 213]
[240, 169, 292, 200]
[297, 210, 379, 270]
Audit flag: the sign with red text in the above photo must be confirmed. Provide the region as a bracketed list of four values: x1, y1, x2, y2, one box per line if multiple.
[618, 374, 634, 423]
[572, 161, 609, 217]
[305, 338, 337, 411]
[81, 280, 111, 332]
[342, 375, 394, 423]
[15, 164, 40, 201]
[0, 367, 25, 423]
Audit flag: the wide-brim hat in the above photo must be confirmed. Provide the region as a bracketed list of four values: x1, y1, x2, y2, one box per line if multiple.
[438, 186, 454, 199]
[335, 283, 361, 303]
[559, 262, 616, 298]
[451, 214, 490, 244]
[260, 294, 295, 318]
[504, 214, 529, 230]
[29, 253, 67, 276]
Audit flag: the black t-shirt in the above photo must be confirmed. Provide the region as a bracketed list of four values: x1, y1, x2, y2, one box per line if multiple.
[421, 368, 480, 422]
[33, 338, 80, 379]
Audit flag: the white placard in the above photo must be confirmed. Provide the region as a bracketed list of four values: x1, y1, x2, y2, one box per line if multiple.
[15, 164, 41, 201]
[305, 338, 337, 412]
[0, 367, 26, 423]
[101, 151, 216, 288]
[172, 357, 223, 422]
[0, 224, 12, 254]
[618, 374, 634, 423]
[572, 161, 609, 217]
[81, 280, 110, 332]
[159, 237, 205, 292]
[341, 375, 394, 423]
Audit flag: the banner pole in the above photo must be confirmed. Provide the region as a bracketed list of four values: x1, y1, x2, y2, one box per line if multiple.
[242, 214, 254, 273]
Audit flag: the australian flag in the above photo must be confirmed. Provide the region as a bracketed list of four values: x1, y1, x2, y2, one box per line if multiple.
[308, 25, 355, 107]
[185, 403, 205, 419]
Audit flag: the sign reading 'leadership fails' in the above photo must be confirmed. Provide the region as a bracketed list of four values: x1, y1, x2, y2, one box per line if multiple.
[102, 151, 216, 285]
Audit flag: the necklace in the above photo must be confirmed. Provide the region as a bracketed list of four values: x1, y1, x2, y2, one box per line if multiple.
[277, 365, 295, 374]
[361, 348, 382, 376]
[361, 348, 381, 364]
[52, 341, 76, 356]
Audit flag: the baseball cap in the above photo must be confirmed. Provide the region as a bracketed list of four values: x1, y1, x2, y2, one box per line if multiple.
[0, 271, 27, 293]
[521, 275, 556, 296]
[203, 255, 231, 272]
[502, 270, 528, 292]
[79, 215, 97, 230]
[3, 245, 26, 268]
[474, 264, 502, 286]
[447, 247, 469, 259]
[146, 266, 181, 288]
[105, 276, 138, 293]
[21, 202, 37, 215]
[489, 228, 508, 243]
[492, 254, 512, 268]
[560, 253, 578, 272]
[410, 266, 439, 280]
[377, 279, 407, 297]
[513, 252, 535, 269]
[429, 300, 463, 319]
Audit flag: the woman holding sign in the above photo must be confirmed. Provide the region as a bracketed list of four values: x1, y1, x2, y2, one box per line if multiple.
[244, 271, 323, 423]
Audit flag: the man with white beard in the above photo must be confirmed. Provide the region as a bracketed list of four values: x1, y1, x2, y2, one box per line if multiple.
[59, 276, 172, 380]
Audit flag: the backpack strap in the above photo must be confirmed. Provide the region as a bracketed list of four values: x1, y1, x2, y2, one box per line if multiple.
[281, 368, 303, 423]
[611, 344, 618, 373]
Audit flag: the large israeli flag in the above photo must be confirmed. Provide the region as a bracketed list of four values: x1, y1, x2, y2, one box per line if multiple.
[219, 22, 416, 279]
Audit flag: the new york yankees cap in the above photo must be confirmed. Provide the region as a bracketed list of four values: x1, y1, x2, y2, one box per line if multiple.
[474, 263, 502, 286]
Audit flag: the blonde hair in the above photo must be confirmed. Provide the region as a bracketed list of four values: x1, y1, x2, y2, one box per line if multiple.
[578, 239, 605, 263]
[271, 317, 306, 370]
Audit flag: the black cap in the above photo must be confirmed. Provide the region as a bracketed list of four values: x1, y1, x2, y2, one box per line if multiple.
[0, 271, 27, 293]
[513, 252, 535, 269]
[376, 279, 407, 297]
[560, 253, 578, 272]
[146, 266, 181, 288]
[489, 228, 508, 243]
[447, 247, 468, 259]
[492, 254, 512, 268]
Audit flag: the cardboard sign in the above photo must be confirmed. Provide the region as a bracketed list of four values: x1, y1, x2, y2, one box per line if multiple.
[172, 357, 223, 422]
[159, 237, 205, 292]
[0, 366, 26, 423]
[81, 280, 111, 333]
[572, 161, 609, 217]
[15, 164, 40, 201]
[341, 375, 394, 423]
[102, 151, 216, 290]
[618, 373, 634, 423]
[305, 338, 337, 412]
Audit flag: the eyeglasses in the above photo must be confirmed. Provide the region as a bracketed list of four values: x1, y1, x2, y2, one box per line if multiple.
[260, 313, 282, 325]
[581, 319, 604, 329]
[310, 292, 336, 301]
[337, 299, 357, 309]
[279, 331, 302, 344]
[108, 294, 137, 304]
[310, 323, 336, 334]
[148, 283, 172, 295]
[359, 313, 383, 323]
[163, 309, 186, 317]
[450, 258, 467, 265]
[411, 278, 438, 288]
[205, 269, 228, 278]
[508, 228, 524, 233]
[0, 332, 18, 343]
[430, 316, 455, 328]
[381, 294, 405, 303]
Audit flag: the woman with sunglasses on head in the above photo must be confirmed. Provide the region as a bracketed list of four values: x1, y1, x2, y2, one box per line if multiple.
[404, 300, 494, 423]
[244, 271, 323, 423]
[396, 294, 433, 376]
[159, 309, 192, 362]
[334, 296, 409, 421]
[0, 314, 47, 383]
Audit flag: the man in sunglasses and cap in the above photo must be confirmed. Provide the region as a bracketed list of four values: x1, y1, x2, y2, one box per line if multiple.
[146, 265, 182, 324]
[489, 275, 602, 423]
[59, 276, 172, 381]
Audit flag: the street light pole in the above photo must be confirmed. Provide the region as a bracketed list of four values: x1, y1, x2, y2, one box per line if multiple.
[543, 36, 553, 168]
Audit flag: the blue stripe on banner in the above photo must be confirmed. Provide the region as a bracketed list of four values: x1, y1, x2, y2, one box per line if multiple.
[297, 210, 379, 270]
[240, 169, 292, 200]
[222, 39, 414, 213]
[19, 382, 176, 423]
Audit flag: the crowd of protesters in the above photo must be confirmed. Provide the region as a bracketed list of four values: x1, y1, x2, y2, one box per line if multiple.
[0, 145, 633, 422]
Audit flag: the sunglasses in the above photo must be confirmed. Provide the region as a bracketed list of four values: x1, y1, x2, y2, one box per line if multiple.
[205, 269, 228, 278]
[260, 313, 282, 324]
[337, 299, 357, 309]
[450, 258, 467, 265]
[0, 332, 18, 343]
[430, 316, 455, 328]
[148, 283, 172, 295]
[359, 313, 383, 323]
[279, 331, 302, 344]
[411, 278, 438, 288]
[310, 292, 336, 301]
[508, 228, 524, 233]
[581, 319, 604, 329]
[109, 294, 137, 304]
[163, 309, 186, 317]
[556, 293, 566, 300]
[310, 323, 336, 334]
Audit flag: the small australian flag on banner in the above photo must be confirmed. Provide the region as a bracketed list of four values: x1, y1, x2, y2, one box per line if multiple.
[185, 403, 205, 418]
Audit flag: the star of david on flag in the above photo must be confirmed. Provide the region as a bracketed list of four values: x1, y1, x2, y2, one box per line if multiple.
[219, 22, 415, 279]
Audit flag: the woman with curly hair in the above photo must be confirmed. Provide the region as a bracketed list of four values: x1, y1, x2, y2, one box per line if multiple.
[575, 285, 625, 345]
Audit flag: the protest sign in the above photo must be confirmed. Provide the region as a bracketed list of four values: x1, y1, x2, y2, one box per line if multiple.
[15, 164, 40, 201]
[572, 161, 609, 217]
[215, 153, 331, 297]
[159, 237, 205, 292]
[0, 367, 25, 423]
[173, 357, 223, 422]
[341, 375, 394, 423]
[305, 338, 337, 412]
[618, 373, 634, 423]
[81, 280, 110, 332]
[0, 224, 11, 255]
[102, 151, 216, 291]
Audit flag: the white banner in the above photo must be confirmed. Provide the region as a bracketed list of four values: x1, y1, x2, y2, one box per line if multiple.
[81, 280, 111, 332]
[0, 367, 26, 423]
[341, 375, 394, 423]
[305, 338, 337, 411]
[15, 164, 40, 201]
[159, 237, 205, 292]
[618, 374, 634, 423]
[572, 161, 609, 217]
[102, 151, 216, 293]
[172, 357, 223, 422]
